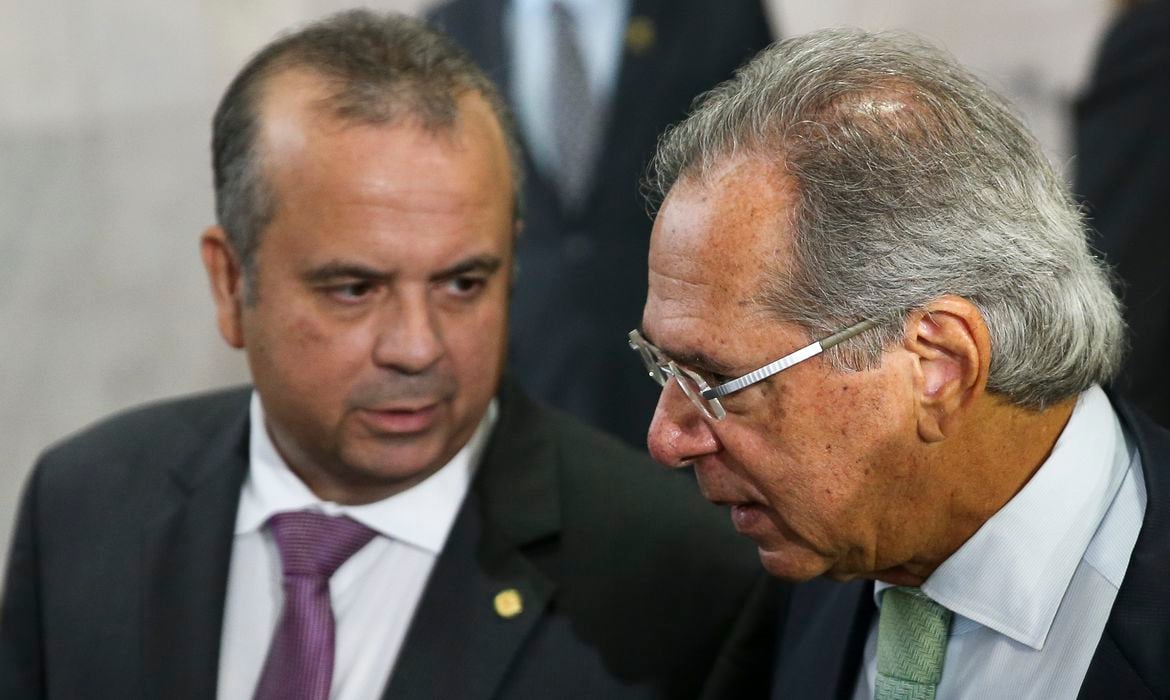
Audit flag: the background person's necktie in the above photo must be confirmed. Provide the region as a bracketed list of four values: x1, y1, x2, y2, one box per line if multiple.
[253, 511, 377, 700]
[550, 1, 604, 212]
[875, 587, 953, 700]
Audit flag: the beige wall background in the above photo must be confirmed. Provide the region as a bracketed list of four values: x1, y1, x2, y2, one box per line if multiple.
[1, 0, 1115, 560]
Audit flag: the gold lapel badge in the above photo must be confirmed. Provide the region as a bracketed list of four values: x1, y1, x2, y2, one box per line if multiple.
[625, 16, 656, 56]
[494, 588, 524, 619]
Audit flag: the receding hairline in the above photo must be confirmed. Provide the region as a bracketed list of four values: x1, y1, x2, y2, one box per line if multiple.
[653, 151, 807, 311]
[665, 80, 950, 200]
[248, 64, 519, 217]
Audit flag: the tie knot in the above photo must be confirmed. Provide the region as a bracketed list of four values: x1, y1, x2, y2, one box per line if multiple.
[267, 511, 377, 579]
[876, 586, 953, 692]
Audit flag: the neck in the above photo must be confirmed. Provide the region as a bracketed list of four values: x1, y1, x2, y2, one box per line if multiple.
[878, 394, 1079, 586]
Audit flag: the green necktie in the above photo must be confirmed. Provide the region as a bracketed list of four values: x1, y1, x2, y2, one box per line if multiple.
[875, 587, 953, 700]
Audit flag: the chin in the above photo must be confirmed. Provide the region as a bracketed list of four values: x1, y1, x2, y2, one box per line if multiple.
[756, 546, 833, 583]
[340, 440, 449, 485]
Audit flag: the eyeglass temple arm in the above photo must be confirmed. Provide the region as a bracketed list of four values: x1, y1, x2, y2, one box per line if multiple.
[819, 317, 883, 350]
[700, 317, 884, 400]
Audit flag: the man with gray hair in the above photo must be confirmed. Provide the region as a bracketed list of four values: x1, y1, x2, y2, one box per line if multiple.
[632, 29, 1169, 698]
[0, 10, 774, 699]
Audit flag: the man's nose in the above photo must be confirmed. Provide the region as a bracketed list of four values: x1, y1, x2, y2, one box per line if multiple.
[647, 379, 720, 468]
[372, 292, 445, 373]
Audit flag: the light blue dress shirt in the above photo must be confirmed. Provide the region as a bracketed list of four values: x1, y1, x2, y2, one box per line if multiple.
[506, 0, 631, 176]
[853, 385, 1147, 699]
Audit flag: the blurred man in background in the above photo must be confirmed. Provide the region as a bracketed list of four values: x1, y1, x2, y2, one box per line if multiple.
[428, 0, 773, 447]
[1075, 0, 1170, 426]
[634, 29, 1168, 699]
[0, 11, 772, 699]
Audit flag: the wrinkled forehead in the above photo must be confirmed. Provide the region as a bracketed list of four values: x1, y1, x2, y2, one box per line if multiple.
[646, 155, 798, 328]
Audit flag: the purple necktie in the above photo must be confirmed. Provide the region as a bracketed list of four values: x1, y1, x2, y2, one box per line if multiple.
[253, 511, 377, 700]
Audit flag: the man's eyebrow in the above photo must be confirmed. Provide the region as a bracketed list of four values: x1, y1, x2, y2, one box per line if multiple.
[299, 256, 503, 284]
[431, 255, 503, 281]
[301, 261, 393, 283]
[636, 325, 737, 375]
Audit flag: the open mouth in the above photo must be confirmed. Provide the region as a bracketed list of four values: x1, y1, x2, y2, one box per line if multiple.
[357, 403, 440, 434]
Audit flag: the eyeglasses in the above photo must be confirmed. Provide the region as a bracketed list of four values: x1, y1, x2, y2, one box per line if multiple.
[628, 317, 882, 420]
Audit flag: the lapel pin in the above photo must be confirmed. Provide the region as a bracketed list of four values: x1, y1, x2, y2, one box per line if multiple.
[624, 16, 656, 56]
[494, 588, 524, 619]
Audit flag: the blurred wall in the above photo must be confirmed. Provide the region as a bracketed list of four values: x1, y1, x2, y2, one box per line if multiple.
[0, 0, 1114, 562]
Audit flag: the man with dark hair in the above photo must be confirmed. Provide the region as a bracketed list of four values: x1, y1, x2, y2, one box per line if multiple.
[0, 11, 772, 699]
[636, 29, 1169, 699]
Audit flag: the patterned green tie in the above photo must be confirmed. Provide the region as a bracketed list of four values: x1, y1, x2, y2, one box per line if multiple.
[875, 587, 952, 700]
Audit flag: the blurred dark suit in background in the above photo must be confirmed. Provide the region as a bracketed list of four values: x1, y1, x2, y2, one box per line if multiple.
[1075, 0, 1170, 425]
[428, 0, 774, 447]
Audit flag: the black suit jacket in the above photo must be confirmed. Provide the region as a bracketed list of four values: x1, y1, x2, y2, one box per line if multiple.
[1074, 1, 1170, 426]
[0, 380, 775, 699]
[769, 398, 1170, 699]
[428, 0, 774, 447]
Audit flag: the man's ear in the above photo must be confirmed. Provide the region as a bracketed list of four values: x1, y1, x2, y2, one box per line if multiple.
[200, 226, 247, 349]
[904, 296, 991, 442]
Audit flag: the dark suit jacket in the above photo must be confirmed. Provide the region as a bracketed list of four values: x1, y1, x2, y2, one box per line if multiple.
[1075, 1, 1170, 426]
[0, 380, 775, 699]
[428, 0, 774, 448]
[768, 398, 1170, 699]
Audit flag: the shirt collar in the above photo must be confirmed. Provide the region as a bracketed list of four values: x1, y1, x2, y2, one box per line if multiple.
[874, 385, 1132, 649]
[235, 391, 497, 555]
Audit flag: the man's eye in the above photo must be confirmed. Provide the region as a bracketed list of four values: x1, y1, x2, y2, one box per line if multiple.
[692, 368, 732, 386]
[328, 281, 374, 301]
[444, 276, 486, 297]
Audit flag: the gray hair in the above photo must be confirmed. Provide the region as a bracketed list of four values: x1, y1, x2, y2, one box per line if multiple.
[211, 9, 523, 299]
[646, 29, 1124, 409]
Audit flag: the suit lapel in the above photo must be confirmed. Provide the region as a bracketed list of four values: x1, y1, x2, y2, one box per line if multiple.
[381, 494, 556, 700]
[605, 0, 667, 135]
[1079, 400, 1170, 698]
[1078, 633, 1156, 699]
[578, 0, 666, 215]
[140, 401, 249, 699]
[771, 578, 873, 700]
[384, 379, 560, 700]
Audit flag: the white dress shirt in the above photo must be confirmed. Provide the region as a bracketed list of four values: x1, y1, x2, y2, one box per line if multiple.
[506, 0, 630, 175]
[853, 385, 1147, 699]
[216, 393, 497, 700]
